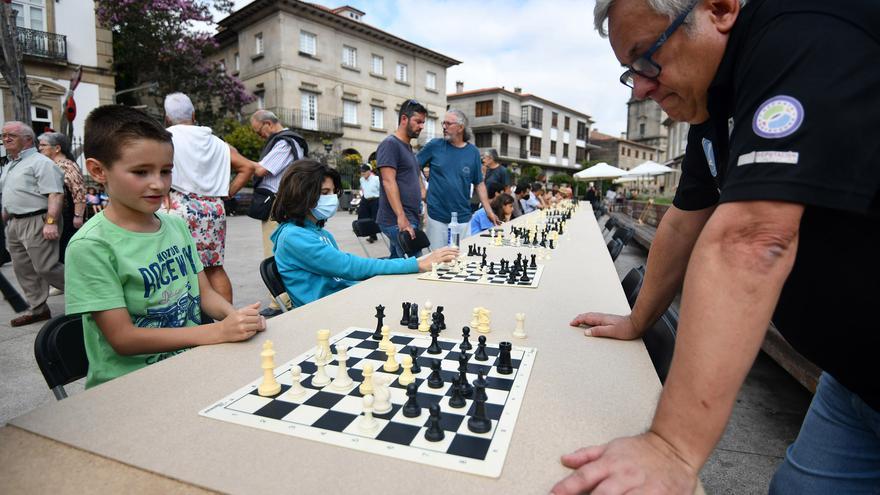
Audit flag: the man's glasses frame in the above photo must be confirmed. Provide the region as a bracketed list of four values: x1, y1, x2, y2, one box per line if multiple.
[619, 0, 698, 88]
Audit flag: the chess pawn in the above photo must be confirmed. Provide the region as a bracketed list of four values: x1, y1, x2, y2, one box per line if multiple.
[383, 344, 399, 372]
[359, 394, 379, 432]
[398, 354, 415, 386]
[258, 340, 281, 397]
[513, 313, 527, 339]
[288, 365, 306, 397]
[378, 325, 392, 352]
[359, 363, 375, 395]
[330, 345, 354, 390]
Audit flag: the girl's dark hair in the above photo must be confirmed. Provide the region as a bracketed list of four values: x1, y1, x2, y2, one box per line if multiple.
[490, 193, 514, 219]
[272, 159, 342, 226]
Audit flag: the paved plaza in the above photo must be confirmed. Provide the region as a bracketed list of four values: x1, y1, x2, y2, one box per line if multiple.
[0, 212, 811, 492]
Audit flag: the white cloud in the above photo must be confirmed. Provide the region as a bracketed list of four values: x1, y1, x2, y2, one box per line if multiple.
[229, 0, 630, 135]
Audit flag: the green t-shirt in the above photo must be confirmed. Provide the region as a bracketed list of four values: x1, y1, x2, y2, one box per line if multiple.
[65, 212, 204, 388]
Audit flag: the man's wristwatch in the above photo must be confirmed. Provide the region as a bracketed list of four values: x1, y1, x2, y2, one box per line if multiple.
[45, 216, 56, 225]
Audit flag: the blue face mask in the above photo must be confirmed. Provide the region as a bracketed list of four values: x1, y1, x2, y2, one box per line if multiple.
[311, 193, 339, 221]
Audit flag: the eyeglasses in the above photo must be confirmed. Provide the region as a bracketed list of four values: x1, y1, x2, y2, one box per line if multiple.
[1, 133, 23, 140]
[441, 121, 460, 127]
[619, 0, 697, 88]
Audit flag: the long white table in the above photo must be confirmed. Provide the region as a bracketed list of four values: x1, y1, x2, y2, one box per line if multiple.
[1, 205, 668, 494]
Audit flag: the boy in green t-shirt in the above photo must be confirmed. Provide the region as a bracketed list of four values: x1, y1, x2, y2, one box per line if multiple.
[66, 105, 266, 388]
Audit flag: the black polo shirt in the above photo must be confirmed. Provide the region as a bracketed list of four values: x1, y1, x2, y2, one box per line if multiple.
[673, 0, 880, 410]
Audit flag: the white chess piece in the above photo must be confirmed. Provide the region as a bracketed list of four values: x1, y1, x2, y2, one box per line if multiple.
[398, 354, 415, 386]
[470, 307, 480, 329]
[513, 313, 527, 339]
[257, 340, 281, 397]
[383, 344, 399, 372]
[311, 345, 331, 387]
[288, 365, 306, 397]
[330, 345, 354, 390]
[316, 329, 332, 365]
[378, 325, 392, 352]
[431, 262, 438, 277]
[359, 363, 375, 395]
[359, 394, 379, 431]
[372, 375, 392, 415]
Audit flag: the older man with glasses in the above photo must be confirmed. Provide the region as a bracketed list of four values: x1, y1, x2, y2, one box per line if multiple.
[552, 0, 880, 494]
[0, 121, 66, 326]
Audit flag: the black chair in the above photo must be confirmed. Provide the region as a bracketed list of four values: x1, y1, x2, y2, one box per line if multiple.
[621, 265, 646, 309]
[612, 226, 635, 246]
[603, 217, 617, 233]
[643, 307, 679, 383]
[34, 314, 88, 400]
[607, 238, 624, 261]
[259, 256, 290, 313]
[397, 228, 430, 258]
[352, 219, 389, 257]
[594, 208, 602, 220]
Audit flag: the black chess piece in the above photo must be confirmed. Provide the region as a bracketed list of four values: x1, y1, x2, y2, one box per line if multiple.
[487, 262, 496, 275]
[549, 239, 555, 250]
[458, 352, 473, 398]
[448, 376, 466, 408]
[467, 381, 492, 434]
[507, 268, 517, 284]
[402, 382, 421, 417]
[516, 253, 523, 265]
[530, 254, 537, 269]
[409, 347, 421, 373]
[427, 359, 444, 388]
[373, 304, 386, 340]
[427, 324, 442, 354]
[519, 269, 530, 283]
[460, 326, 472, 351]
[480, 254, 487, 269]
[436, 306, 446, 330]
[424, 403, 445, 442]
[400, 302, 411, 326]
[474, 335, 489, 361]
[482, 247, 487, 257]
[498, 260, 507, 275]
[467, 244, 475, 257]
[497, 341, 513, 375]
[408, 303, 419, 330]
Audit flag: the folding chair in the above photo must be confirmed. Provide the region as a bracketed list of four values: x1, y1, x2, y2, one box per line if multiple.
[398, 228, 430, 258]
[603, 217, 618, 233]
[259, 256, 290, 313]
[620, 265, 646, 309]
[607, 238, 624, 262]
[612, 226, 635, 246]
[352, 219, 389, 257]
[643, 306, 679, 383]
[34, 314, 88, 400]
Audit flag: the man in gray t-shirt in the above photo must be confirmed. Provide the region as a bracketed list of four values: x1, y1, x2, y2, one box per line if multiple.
[376, 100, 427, 258]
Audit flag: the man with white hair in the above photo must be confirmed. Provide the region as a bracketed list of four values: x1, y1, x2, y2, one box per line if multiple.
[418, 109, 497, 250]
[553, 0, 880, 493]
[163, 92, 256, 303]
[0, 121, 65, 326]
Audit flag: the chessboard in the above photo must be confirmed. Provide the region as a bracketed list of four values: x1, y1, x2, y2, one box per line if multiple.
[200, 328, 537, 478]
[418, 259, 544, 288]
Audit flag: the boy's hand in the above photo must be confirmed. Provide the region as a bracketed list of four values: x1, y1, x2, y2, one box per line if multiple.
[417, 247, 459, 271]
[218, 302, 266, 342]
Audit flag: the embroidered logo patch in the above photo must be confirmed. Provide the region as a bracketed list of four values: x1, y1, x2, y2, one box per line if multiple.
[701, 138, 717, 178]
[752, 96, 804, 139]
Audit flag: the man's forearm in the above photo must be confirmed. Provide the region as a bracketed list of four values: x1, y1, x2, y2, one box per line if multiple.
[47, 193, 64, 219]
[477, 183, 492, 212]
[380, 173, 406, 220]
[630, 205, 714, 332]
[650, 201, 802, 470]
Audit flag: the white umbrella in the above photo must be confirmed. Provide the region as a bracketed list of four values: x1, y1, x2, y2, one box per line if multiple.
[573, 162, 628, 180]
[623, 160, 674, 177]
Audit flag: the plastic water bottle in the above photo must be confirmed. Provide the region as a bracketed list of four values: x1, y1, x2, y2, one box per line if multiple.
[447, 211, 461, 247]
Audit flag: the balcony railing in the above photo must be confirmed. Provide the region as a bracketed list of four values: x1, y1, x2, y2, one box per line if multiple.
[15, 27, 67, 62]
[270, 107, 343, 136]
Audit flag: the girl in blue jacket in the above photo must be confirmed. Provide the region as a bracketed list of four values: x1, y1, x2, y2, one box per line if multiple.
[271, 160, 457, 307]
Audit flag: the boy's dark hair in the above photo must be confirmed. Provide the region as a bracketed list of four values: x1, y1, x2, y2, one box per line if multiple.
[516, 180, 531, 194]
[273, 159, 342, 227]
[487, 182, 504, 200]
[84, 105, 172, 167]
[398, 99, 427, 125]
[490, 193, 514, 219]
[532, 181, 544, 192]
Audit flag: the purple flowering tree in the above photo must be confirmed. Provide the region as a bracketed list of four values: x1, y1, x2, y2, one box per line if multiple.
[97, 0, 254, 127]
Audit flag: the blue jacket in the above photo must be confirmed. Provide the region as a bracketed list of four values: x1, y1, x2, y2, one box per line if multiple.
[271, 220, 418, 307]
[469, 208, 495, 234]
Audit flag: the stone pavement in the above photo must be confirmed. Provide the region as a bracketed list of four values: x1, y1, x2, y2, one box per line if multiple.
[0, 211, 811, 492]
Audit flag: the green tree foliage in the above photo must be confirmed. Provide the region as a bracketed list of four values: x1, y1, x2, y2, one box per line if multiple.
[549, 173, 575, 185]
[220, 119, 263, 161]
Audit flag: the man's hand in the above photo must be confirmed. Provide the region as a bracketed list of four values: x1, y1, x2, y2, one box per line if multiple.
[551, 432, 698, 495]
[43, 223, 59, 241]
[217, 302, 266, 342]
[416, 247, 459, 271]
[73, 215, 84, 229]
[397, 215, 415, 239]
[486, 210, 501, 225]
[569, 312, 642, 340]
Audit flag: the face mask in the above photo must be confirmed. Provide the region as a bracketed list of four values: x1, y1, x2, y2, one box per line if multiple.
[311, 193, 339, 220]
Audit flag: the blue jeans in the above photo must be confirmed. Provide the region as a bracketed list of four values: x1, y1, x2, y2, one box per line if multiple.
[380, 220, 421, 259]
[769, 372, 880, 494]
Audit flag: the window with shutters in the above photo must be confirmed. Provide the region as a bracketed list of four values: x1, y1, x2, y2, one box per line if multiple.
[300, 31, 316, 56]
[396, 63, 408, 83]
[343, 100, 358, 125]
[475, 100, 493, 117]
[342, 46, 357, 68]
[371, 55, 384, 75]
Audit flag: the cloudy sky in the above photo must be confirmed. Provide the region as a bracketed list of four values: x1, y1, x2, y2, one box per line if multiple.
[228, 0, 631, 136]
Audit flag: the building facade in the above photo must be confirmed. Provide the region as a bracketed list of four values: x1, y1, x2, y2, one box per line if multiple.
[626, 95, 668, 162]
[446, 85, 596, 178]
[1, 0, 115, 148]
[589, 130, 663, 172]
[214, 1, 459, 162]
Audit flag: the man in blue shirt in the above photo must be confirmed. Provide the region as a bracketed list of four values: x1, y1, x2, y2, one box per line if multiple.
[418, 109, 497, 250]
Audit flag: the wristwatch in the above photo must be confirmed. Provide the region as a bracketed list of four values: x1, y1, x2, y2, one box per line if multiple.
[45, 216, 55, 225]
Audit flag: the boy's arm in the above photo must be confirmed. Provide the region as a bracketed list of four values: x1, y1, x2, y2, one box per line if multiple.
[91, 302, 265, 356]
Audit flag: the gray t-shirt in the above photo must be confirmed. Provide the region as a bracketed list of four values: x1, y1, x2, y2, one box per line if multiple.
[376, 135, 421, 227]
